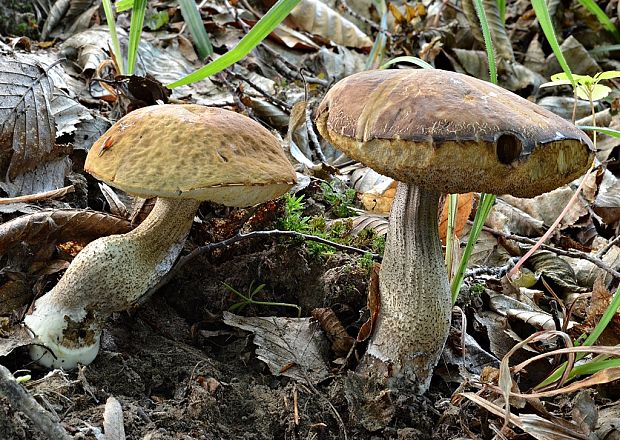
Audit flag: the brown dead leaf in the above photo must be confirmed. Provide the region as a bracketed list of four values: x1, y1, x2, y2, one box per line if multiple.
[0, 324, 34, 357]
[288, 0, 372, 49]
[581, 278, 620, 346]
[0, 53, 57, 182]
[0, 272, 32, 314]
[311, 307, 354, 356]
[0, 209, 132, 255]
[357, 262, 380, 342]
[438, 193, 473, 245]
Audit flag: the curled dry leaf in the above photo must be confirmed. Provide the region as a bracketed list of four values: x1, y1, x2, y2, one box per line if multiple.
[288, 0, 373, 49]
[528, 250, 589, 297]
[485, 197, 545, 236]
[357, 262, 380, 342]
[506, 309, 575, 331]
[0, 324, 34, 357]
[351, 167, 395, 214]
[594, 170, 620, 226]
[311, 307, 354, 357]
[544, 35, 600, 78]
[461, 0, 514, 63]
[0, 209, 132, 255]
[568, 244, 620, 289]
[501, 183, 590, 230]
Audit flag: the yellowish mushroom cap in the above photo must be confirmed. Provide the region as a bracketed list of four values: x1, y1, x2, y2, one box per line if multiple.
[86, 105, 296, 207]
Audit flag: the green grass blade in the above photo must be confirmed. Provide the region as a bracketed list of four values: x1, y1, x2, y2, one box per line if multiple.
[578, 125, 620, 138]
[365, 0, 388, 69]
[450, 0, 497, 303]
[102, 0, 125, 74]
[590, 44, 620, 54]
[451, 194, 496, 304]
[472, 0, 497, 83]
[380, 56, 434, 70]
[445, 194, 458, 271]
[116, 0, 134, 12]
[497, 0, 506, 23]
[531, 0, 574, 86]
[537, 283, 620, 388]
[577, 0, 620, 42]
[178, 0, 213, 59]
[126, 0, 148, 74]
[565, 358, 620, 379]
[167, 0, 300, 88]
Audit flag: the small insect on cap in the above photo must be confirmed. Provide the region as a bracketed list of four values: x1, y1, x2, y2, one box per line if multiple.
[315, 69, 594, 198]
[86, 105, 297, 207]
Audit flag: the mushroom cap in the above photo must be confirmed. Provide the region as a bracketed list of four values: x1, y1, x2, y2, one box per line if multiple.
[86, 105, 296, 207]
[315, 69, 594, 197]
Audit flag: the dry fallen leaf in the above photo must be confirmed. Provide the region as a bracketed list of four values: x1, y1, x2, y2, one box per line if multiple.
[357, 262, 380, 342]
[222, 311, 330, 384]
[0, 53, 56, 182]
[0, 209, 132, 255]
[288, 0, 373, 49]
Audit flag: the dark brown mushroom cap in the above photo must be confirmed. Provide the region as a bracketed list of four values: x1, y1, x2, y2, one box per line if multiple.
[315, 69, 594, 197]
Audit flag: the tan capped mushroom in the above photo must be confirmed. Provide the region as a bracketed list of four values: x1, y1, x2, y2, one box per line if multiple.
[316, 69, 594, 393]
[25, 104, 296, 369]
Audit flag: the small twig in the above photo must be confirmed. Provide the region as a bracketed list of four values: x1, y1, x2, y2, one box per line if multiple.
[596, 234, 620, 258]
[141, 230, 380, 303]
[464, 257, 519, 279]
[0, 364, 72, 440]
[337, 0, 385, 33]
[300, 70, 327, 163]
[238, 0, 264, 21]
[223, 0, 250, 33]
[483, 226, 620, 280]
[508, 167, 596, 278]
[0, 185, 74, 205]
[226, 69, 292, 112]
[258, 44, 330, 87]
[217, 71, 255, 119]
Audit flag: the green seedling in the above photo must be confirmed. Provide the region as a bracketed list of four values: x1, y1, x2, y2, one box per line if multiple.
[278, 193, 309, 232]
[540, 71, 620, 102]
[225, 282, 302, 318]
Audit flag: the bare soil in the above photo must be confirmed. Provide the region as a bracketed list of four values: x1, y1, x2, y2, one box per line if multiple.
[1, 238, 462, 439]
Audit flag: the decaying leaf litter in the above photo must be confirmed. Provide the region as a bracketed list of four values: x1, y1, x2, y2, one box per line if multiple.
[2, 0, 620, 438]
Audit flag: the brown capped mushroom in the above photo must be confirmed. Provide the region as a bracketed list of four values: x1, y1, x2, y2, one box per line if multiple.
[316, 69, 594, 393]
[25, 104, 296, 369]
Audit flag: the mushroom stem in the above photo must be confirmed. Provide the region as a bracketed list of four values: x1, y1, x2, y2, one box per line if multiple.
[25, 197, 201, 369]
[360, 183, 451, 393]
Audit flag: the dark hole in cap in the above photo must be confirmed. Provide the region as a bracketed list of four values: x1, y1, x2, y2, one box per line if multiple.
[496, 133, 522, 165]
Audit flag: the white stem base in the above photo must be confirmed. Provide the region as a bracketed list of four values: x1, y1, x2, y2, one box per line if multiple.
[25, 197, 200, 369]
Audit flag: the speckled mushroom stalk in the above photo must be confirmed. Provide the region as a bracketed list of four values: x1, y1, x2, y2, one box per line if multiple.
[25, 197, 201, 369]
[360, 184, 450, 393]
